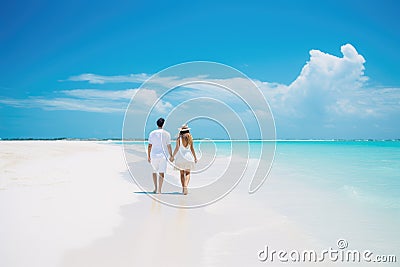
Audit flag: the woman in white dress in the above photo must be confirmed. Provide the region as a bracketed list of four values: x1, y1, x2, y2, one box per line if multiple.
[170, 124, 197, 195]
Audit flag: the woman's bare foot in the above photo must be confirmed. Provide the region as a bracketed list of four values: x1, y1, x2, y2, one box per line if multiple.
[183, 187, 188, 195]
[152, 189, 157, 194]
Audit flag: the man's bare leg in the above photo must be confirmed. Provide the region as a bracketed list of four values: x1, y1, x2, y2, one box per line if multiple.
[158, 173, 165, 194]
[152, 173, 157, 193]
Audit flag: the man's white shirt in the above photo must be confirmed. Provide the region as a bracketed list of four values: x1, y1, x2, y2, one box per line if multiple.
[148, 129, 171, 158]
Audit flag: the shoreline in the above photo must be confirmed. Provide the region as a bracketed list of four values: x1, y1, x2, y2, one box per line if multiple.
[1, 138, 400, 142]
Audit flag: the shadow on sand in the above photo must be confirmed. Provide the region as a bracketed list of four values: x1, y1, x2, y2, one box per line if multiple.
[134, 191, 183, 195]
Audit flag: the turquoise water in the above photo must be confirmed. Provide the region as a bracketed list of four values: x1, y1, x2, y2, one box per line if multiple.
[121, 140, 400, 210]
[273, 141, 400, 210]
[215, 141, 399, 209]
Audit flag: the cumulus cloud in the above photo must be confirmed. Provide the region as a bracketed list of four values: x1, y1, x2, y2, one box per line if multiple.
[264, 44, 368, 117]
[260, 44, 400, 138]
[292, 44, 367, 92]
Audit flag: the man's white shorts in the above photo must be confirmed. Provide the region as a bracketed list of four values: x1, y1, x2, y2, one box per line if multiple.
[151, 157, 167, 173]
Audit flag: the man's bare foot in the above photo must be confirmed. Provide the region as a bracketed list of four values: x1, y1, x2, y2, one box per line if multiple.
[152, 189, 157, 194]
[157, 190, 161, 194]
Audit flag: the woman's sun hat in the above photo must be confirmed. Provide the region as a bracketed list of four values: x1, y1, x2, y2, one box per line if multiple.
[178, 124, 191, 131]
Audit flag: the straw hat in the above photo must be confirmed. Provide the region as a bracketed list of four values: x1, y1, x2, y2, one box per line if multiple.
[178, 124, 191, 131]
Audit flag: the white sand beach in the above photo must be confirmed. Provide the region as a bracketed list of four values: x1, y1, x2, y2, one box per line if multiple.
[0, 141, 398, 267]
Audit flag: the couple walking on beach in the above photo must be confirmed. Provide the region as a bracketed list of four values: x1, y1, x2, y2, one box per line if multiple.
[147, 118, 198, 195]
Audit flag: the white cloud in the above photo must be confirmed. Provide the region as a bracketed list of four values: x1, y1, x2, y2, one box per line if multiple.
[60, 89, 137, 100]
[0, 88, 172, 114]
[37, 98, 125, 113]
[0, 97, 125, 113]
[66, 73, 151, 84]
[257, 44, 400, 121]
[263, 44, 369, 117]
[291, 44, 367, 92]
[127, 88, 173, 113]
[0, 98, 31, 108]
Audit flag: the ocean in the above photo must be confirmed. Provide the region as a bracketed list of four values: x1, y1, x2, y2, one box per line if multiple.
[272, 141, 400, 208]
[122, 140, 400, 210]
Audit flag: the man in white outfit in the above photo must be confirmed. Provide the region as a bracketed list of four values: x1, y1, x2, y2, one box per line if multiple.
[147, 118, 172, 194]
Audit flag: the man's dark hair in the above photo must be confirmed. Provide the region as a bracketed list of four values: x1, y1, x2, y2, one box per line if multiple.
[157, 118, 165, 127]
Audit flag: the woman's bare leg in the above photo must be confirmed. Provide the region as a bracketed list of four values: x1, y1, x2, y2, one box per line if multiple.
[183, 170, 190, 195]
[180, 170, 185, 193]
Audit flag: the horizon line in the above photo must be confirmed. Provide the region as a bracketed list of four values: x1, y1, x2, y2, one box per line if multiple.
[1, 138, 399, 142]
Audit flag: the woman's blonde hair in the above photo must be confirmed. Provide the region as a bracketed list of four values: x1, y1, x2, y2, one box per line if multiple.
[179, 131, 193, 146]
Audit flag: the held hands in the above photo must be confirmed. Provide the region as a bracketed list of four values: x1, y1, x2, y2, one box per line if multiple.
[167, 155, 197, 163]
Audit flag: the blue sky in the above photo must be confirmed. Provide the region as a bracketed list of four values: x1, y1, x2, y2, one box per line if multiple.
[0, 0, 399, 139]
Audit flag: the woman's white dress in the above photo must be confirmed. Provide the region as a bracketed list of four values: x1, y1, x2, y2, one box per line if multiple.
[175, 137, 195, 170]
